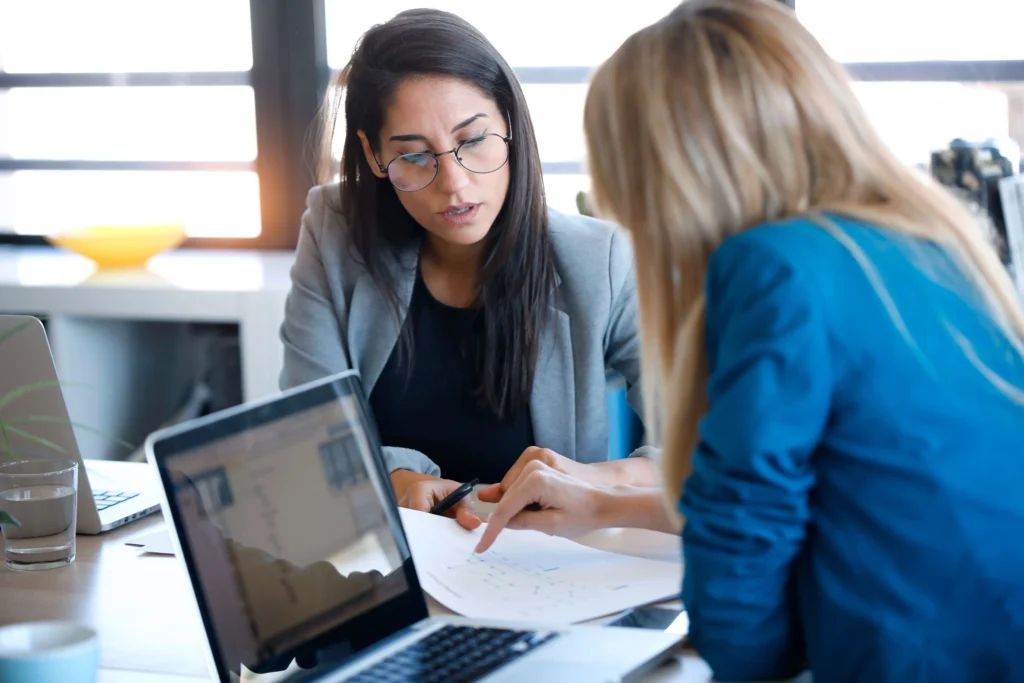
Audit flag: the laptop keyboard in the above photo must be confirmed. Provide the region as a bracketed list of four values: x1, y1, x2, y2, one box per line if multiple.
[344, 625, 559, 683]
[92, 490, 139, 511]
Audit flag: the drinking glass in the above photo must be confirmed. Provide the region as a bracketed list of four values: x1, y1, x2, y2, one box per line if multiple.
[0, 459, 78, 571]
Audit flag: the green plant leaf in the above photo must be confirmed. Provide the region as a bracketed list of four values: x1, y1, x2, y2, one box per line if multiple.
[3, 416, 134, 451]
[0, 510, 20, 528]
[0, 380, 62, 412]
[0, 379, 96, 414]
[0, 319, 33, 349]
[0, 425, 67, 455]
[0, 446, 71, 460]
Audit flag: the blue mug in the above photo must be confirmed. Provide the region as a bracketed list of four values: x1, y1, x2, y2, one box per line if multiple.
[0, 621, 99, 683]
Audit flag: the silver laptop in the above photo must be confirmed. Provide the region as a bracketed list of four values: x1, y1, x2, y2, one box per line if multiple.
[0, 315, 160, 534]
[145, 370, 682, 683]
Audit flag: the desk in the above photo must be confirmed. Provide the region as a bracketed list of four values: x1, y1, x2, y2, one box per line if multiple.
[0, 246, 295, 460]
[0, 516, 713, 683]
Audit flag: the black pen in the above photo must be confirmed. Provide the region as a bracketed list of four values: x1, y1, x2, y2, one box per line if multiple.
[430, 478, 480, 516]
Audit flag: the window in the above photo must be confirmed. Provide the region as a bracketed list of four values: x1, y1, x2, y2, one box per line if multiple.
[797, 0, 1024, 170]
[0, 0, 326, 247]
[324, 2, 677, 69]
[8, 2, 1016, 243]
[3, 87, 257, 161]
[798, 0, 1024, 64]
[851, 82, 1022, 169]
[322, 0, 682, 214]
[0, 1, 253, 72]
[0, 0, 259, 239]
[0, 171, 262, 238]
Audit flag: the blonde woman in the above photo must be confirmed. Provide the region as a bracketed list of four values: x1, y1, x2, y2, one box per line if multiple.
[479, 0, 1024, 681]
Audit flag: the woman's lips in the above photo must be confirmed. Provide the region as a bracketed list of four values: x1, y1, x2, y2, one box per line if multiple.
[439, 203, 481, 225]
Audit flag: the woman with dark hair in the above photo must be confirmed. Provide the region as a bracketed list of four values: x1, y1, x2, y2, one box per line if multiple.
[279, 9, 664, 530]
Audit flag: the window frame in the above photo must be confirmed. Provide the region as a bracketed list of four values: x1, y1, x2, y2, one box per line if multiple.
[0, 0, 330, 249]
[508, 0, 1024, 175]
[3, 0, 1021, 248]
[846, 61, 1024, 82]
[795, 0, 1024, 172]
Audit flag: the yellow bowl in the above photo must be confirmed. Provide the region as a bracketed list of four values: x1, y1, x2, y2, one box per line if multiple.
[47, 224, 187, 269]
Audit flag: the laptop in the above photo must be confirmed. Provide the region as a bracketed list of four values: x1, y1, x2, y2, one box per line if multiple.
[145, 369, 683, 683]
[0, 315, 160, 534]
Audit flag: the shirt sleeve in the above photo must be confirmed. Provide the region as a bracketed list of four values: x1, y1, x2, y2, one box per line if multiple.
[681, 235, 833, 682]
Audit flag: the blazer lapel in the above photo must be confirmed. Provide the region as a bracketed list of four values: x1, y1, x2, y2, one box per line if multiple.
[529, 299, 576, 459]
[347, 247, 418, 394]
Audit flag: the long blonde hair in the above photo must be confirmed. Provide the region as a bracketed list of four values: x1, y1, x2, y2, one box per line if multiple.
[583, 0, 1024, 520]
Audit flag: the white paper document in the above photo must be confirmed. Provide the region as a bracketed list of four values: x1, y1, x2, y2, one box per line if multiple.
[398, 508, 682, 624]
[125, 527, 175, 555]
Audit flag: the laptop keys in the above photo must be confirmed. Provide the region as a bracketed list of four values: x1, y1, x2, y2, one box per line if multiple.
[345, 625, 559, 683]
[92, 490, 139, 511]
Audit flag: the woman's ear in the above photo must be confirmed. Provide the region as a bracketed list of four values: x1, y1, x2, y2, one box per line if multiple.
[357, 130, 389, 179]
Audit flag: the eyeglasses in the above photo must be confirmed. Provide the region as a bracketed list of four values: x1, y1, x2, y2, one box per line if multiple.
[373, 132, 512, 193]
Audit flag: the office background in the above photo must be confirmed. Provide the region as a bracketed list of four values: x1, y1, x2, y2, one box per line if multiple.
[2, 0, 1022, 246]
[1, 0, 1022, 459]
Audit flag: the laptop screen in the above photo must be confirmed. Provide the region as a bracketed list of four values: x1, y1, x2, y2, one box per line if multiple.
[149, 373, 428, 681]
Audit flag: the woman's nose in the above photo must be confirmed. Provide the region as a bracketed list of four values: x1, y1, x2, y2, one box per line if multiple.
[434, 152, 471, 193]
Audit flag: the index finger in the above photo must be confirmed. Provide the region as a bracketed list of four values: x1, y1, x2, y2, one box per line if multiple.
[473, 472, 547, 553]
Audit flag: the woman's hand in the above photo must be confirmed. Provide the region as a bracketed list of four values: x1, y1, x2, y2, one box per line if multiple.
[495, 447, 594, 489]
[389, 470, 482, 531]
[489, 447, 661, 504]
[474, 460, 613, 553]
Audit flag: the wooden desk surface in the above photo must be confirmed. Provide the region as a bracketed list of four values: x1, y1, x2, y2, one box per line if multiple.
[0, 515, 713, 683]
[0, 516, 209, 680]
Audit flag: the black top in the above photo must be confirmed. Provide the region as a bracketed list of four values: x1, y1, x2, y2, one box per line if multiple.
[368, 271, 534, 485]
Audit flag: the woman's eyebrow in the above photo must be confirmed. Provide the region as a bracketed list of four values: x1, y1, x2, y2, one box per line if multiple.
[451, 112, 488, 133]
[388, 113, 489, 142]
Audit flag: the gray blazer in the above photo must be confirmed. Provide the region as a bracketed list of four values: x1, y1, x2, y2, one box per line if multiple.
[279, 183, 648, 478]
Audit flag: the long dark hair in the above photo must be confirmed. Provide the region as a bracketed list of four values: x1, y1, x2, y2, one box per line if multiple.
[319, 9, 556, 420]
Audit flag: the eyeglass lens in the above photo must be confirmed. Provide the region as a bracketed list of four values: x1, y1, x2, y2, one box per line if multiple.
[387, 134, 509, 192]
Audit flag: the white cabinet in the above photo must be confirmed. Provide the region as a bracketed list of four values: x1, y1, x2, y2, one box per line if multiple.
[0, 246, 295, 460]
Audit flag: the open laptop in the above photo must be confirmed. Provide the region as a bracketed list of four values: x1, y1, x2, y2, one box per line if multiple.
[0, 315, 160, 534]
[145, 369, 683, 683]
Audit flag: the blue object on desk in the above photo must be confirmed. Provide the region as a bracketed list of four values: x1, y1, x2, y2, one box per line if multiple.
[0, 621, 99, 683]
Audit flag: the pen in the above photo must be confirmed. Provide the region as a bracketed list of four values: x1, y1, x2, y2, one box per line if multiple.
[430, 478, 480, 516]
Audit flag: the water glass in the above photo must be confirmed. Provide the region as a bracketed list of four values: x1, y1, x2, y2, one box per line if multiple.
[0, 459, 78, 571]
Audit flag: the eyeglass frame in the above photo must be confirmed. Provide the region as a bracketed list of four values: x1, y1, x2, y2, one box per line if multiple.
[369, 123, 514, 193]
